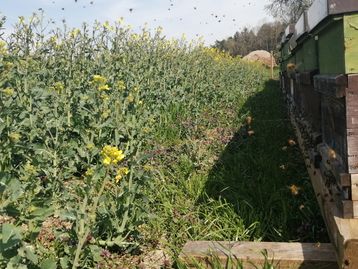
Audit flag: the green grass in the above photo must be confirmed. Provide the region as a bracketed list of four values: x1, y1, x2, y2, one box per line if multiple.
[143, 78, 328, 267]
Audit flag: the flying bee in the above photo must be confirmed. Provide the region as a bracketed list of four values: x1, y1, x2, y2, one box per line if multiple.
[328, 148, 336, 160]
[246, 116, 252, 125]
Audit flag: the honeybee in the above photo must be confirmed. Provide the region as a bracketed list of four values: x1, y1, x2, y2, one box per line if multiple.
[246, 116, 252, 125]
[287, 63, 296, 72]
[288, 139, 296, 146]
[328, 148, 336, 160]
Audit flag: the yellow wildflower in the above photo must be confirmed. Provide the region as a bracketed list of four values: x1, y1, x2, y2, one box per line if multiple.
[289, 184, 300, 196]
[127, 94, 134, 103]
[101, 109, 111, 119]
[9, 132, 21, 143]
[138, 100, 143, 105]
[115, 167, 129, 182]
[85, 168, 94, 177]
[4, 62, 14, 70]
[86, 143, 95, 150]
[0, 41, 7, 55]
[50, 82, 64, 94]
[101, 145, 125, 166]
[100, 93, 109, 100]
[143, 165, 152, 171]
[1, 87, 14, 96]
[103, 21, 113, 31]
[142, 127, 150, 134]
[24, 161, 37, 175]
[92, 75, 107, 85]
[70, 28, 80, 38]
[116, 80, 126, 91]
[98, 84, 110, 91]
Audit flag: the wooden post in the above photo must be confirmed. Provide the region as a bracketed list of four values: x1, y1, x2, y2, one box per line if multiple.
[179, 241, 338, 269]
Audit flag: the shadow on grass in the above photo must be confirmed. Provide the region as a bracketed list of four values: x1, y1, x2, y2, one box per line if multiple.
[202, 79, 329, 243]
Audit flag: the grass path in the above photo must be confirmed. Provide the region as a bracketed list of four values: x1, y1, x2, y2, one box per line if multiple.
[143, 78, 329, 263]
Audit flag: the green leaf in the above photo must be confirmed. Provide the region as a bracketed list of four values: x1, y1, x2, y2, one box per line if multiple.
[2, 223, 21, 244]
[40, 258, 57, 269]
[18, 245, 38, 264]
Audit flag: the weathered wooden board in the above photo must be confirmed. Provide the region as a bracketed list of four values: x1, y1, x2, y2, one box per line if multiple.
[291, 113, 358, 268]
[180, 241, 338, 269]
[346, 75, 358, 174]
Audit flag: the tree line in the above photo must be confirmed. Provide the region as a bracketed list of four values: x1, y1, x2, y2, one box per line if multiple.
[213, 0, 313, 57]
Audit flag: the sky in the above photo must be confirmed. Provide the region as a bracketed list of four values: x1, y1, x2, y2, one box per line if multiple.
[0, 0, 273, 45]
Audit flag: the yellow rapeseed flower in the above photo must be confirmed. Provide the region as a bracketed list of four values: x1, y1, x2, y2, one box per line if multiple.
[127, 94, 134, 103]
[1, 87, 14, 96]
[50, 82, 64, 94]
[9, 132, 21, 143]
[100, 93, 109, 100]
[24, 161, 37, 175]
[98, 84, 110, 91]
[115, 167, 129, 182]
[85, 168, 94, 177]
[92, 75, 107, 85]
[86, 143, 95, 150]
[116, 80, 126, 91]
[0, 41, 7, 55]
[101, 145, 125, 166]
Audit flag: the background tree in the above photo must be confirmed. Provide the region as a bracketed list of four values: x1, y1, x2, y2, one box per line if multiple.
[214, 21, 285, 57]
[266, 0, 313, 23]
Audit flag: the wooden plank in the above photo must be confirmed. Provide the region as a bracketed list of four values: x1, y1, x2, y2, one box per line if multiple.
[290, 113, 358, 268]
[351, 175, 358, 201]
[179, 241, 338, 269]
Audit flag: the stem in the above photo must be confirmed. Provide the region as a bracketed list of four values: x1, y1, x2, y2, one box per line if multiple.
[72, 171, 108, 269]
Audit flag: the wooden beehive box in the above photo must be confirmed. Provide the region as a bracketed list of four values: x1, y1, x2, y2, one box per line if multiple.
[280, 0, 358, 219]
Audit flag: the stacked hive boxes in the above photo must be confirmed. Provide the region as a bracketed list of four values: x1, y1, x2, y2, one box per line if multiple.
[280, 0, 358, 218]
